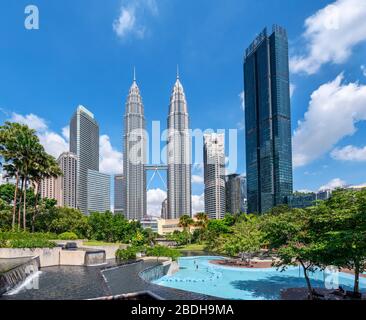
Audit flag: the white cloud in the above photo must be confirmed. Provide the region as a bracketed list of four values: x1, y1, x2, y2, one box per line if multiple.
[293, 74, 366, 167]
[62, 125, 70, 142]
[192, 175, 204, 184]
[113, 0, 158, 39]
[290, 0, 366, 74]
[147, 188, 166, 217]
[99, 135, 123, 175]
[9, 112, 68, 158]
[9, 112, 48, 132]
[8, 112, 123, 170]
[319, 178, 346, 191]
[331, 145, 366, 161]
[361, 65, 366, 77]
[38, 132, 68, 159]
[192, 193, 204, 214]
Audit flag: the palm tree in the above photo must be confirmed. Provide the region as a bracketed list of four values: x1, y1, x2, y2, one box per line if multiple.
[30, 152, 62, 231]
[0, 122, 25, 230]
[179, 214, 194, 244]
[194, 212, 209, 243]
[0, 122, 47, 231]
[17, 125, 43, 231]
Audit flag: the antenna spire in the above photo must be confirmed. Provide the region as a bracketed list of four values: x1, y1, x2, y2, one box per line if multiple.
[133, 67, 136, 82]
[176, 64, 180, 79]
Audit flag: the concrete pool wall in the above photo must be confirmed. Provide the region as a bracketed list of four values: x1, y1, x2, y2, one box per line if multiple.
[0, 244, 125, 267]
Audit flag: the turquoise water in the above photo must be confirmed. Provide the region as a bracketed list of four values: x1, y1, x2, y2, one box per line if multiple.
[153, 256, 366, 300]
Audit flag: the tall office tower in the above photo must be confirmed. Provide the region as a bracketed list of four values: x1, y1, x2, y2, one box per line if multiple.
[123, 73, 146, 220]
[167, 72, 192, 219]
[244, 25, 293, 214]
[161, 198, 168, 219]
[70, 105, 99, 215]
[225, 174, 242, 215]
[87, 170, 110, 213]
[57, 152, 77, 208]
[203, 133, 226, 219]
[114, 174, 124, 215]
[239, 175, 248, 213]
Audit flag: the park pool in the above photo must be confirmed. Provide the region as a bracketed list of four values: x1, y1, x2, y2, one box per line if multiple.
[153, 256, 366, 300]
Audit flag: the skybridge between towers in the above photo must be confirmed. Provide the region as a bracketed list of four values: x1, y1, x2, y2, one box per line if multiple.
[144, 165, 168, 190]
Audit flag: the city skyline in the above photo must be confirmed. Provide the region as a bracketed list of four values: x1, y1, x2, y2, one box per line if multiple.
[1, 0, 366, 215]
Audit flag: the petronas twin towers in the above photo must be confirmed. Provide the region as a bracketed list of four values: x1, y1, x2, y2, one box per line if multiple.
[122, 70, 191, 221]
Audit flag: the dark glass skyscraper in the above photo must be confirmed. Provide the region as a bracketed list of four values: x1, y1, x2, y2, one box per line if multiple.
[244, 25, 293, 214]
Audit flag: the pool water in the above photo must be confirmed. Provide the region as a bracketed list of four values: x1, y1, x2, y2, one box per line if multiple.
[153, 256, 366, 300]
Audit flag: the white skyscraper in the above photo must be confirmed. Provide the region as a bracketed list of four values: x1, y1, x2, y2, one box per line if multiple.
[167, 72, 192, 219]
[70, 105, 99, 215]
[204, 133, 226, 219]
[123, 73, 146, 220]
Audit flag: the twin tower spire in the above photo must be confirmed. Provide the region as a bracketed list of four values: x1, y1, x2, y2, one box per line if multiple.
[123, 67, 192, 221]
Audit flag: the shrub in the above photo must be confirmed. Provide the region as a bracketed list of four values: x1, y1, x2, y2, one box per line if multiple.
[115, 246, 139, 260]
[58, 232, 78, 240]
[146, 245, 181, 261]
[0, 232, 56, 248]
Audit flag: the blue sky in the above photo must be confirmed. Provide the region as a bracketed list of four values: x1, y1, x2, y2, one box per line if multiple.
[1, 0, 366, 215]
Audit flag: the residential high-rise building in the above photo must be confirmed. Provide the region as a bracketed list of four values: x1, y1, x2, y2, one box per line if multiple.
[87, 169, 110, 213]
[114, 174, 124, 215]
[40, 176, 61, 202]
[225, 174, 242, 215]
[161, 198, 168, 219]
[167, 72, 192, 219]
[123, 73, 146, 220]
[57, 152, 77, 208]
[70, 105, 100, 215]
[203, 133, 225, 219]
[244, 25, 293, 214]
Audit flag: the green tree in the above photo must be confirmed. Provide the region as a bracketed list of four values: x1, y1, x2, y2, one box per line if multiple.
[261, 208, 325, 300]
[311, 189, 366, 296]
[179, 214, 194, 244]
[224, 215, 262, 264]
[0, 122, 53, 231]
[194, 212, 208, 243]
[146, 245, 181, 261]
[29, 151, 62, 232]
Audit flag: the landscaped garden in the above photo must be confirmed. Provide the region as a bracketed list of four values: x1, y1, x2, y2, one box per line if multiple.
[1, 121, 366, 300]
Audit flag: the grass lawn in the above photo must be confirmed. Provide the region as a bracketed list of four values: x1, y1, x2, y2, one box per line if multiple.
[82, 240, 121, 246]
[177, 243, 207, 251]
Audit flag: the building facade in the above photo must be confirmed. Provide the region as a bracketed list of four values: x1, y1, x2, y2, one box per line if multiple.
[203, 133, 226, 219]
[167, 73, 192, 219]
[57, 152, 77, 208]
[244, 25, 293, 214]
[287, 190, 332, 209]
[114, 174, 124, 215]
[239, 175, 248, 213]
[123, 75, 147, 220]
[225, 174, 242, 215]
[161, 198, 168, 219]
[40, 176, 61, 203]
[70, 105, 99, 215]
[87, 169, 110, 214]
